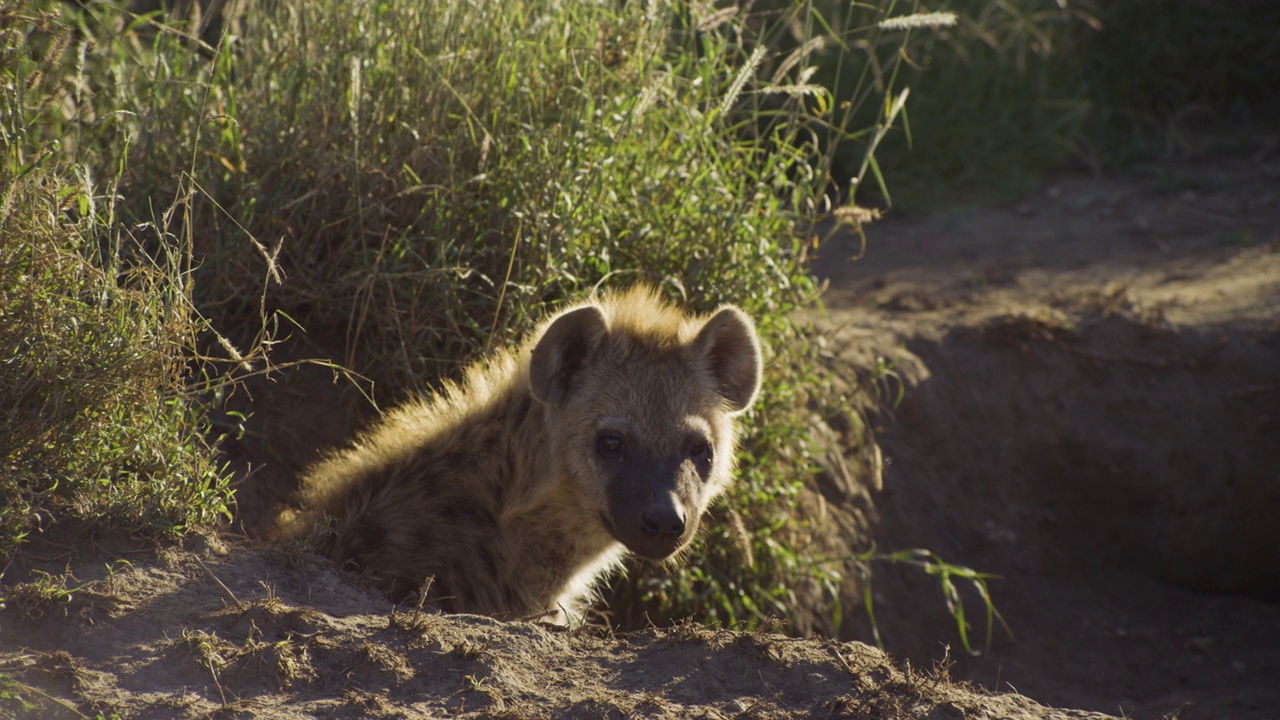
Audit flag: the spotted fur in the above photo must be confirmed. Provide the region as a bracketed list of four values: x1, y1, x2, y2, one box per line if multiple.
[274, 286, 762, 622]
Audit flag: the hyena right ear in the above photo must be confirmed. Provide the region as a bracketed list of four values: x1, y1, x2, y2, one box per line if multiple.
[692, 306, 762, 414]
[529, 305, 608, 406]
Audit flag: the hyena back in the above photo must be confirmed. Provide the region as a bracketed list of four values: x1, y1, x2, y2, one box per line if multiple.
[274, 286, 762, 622]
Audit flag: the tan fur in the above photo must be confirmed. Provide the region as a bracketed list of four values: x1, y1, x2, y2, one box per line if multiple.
[274, 286, 762, 622]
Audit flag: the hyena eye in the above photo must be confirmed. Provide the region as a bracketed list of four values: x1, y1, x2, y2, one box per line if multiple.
[597, 434, 624, 458]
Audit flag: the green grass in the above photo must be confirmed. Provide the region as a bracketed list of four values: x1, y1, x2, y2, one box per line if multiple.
[5, 0, 1070, 645]
[803, 0, 1089, 210]
[1, 2, 235, 554]
[1072, 1, 1280, 166]
[2, 0, 930, 634]
[813, 0, 1280, 210]
[0, 202, 234, 541]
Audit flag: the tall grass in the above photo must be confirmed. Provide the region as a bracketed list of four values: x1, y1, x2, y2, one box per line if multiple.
[1072, 0, 1280, 165]
[98, 0, 855, 386]
[1, 6, 233, 557]
[802, 0, 1089, 209]
[3, 0, 939, 631]
[818, 0, 1280, 209]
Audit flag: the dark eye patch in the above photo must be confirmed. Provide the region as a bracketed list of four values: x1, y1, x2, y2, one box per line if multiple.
[687, 436, 712, 461]
[597, 433, 624, 458]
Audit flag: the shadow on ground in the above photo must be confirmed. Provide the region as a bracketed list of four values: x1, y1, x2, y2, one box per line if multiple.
[812, 156, 1280, 720]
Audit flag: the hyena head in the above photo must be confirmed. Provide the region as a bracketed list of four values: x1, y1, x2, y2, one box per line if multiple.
[528, 287, 762, 561]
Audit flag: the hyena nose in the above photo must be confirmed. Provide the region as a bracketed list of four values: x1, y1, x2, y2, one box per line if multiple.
[640, 501, 686, 539]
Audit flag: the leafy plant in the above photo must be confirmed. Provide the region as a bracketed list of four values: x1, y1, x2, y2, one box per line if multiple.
[857, 547, 1012, 655]
[1, 2, 239, 562]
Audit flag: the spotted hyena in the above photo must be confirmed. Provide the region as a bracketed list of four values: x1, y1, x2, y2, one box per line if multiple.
[274, 286, 762, 622]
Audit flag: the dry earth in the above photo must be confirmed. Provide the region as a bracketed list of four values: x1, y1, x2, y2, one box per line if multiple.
[0, 527, 1106, 720]
[2, 154, 1277, 719]
[811, 153, 1280, 720]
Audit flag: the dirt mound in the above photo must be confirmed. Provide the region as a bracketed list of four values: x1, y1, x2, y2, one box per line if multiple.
[0, 531, 1107, 719]
[812, 155, 1280, 719]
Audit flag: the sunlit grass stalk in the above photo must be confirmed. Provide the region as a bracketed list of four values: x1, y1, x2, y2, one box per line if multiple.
[877, 11, 957, 31]
[719, 46, 767, 118]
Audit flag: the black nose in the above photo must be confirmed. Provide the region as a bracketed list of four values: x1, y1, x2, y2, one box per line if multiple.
[640, 501, 686, 539]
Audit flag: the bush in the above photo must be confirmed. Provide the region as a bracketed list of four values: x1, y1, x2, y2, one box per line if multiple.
[0, 6, 233, 557]
[3, 0, 941, 631]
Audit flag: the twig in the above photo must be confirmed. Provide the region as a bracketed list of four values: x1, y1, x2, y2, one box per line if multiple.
[207, 658, 229, 707]
[193, 555, 241, 607]
[11, 681, 90, 720]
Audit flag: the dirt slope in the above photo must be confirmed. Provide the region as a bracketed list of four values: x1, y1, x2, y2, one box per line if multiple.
[0, 529, 1108, 719]
[812, 155, 1280, 720]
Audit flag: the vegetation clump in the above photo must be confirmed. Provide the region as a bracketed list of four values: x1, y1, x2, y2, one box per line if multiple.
[816, 0, 1280, 208]
[2, 0, 919, 631]
[1, 6, 233, 557]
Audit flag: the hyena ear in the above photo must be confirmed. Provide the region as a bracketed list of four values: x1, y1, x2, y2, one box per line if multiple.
[692, 306, 762, 414]
[529, 305, 609, 406]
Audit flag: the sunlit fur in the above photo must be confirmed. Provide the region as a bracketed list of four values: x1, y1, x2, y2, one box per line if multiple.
[275, 285, 761, 623]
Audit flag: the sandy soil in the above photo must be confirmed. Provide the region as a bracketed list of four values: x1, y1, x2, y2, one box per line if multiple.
[810, 153, 1280, 720]
[2, 154, 1277, 719]
[0, 528, 1109, 719]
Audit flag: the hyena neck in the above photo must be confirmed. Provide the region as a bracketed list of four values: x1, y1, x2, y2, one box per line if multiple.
[491, 385, 567, 515]
[494, 389, 624, 617]
[503, 489, 625, 622]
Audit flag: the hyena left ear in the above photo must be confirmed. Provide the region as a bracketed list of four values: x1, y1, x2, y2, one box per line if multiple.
[529, 305, 609, 406]
[692, 306, 762, 413]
